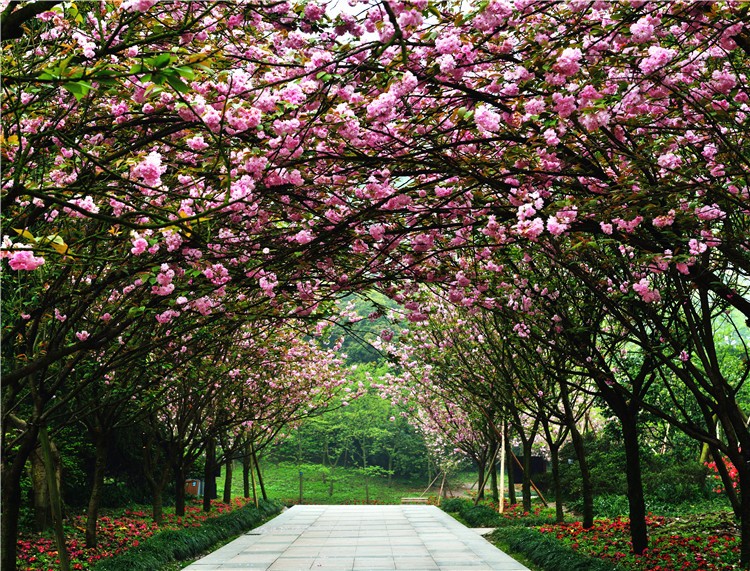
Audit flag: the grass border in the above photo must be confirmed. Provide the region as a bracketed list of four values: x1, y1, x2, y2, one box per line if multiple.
[488, 527, 625, 571]
[92, 499, 282, 571]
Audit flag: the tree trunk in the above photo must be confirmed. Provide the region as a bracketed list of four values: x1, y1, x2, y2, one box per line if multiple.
[1, 427, 39, 571]
[387, 454, 393, 487]
[39, 425, 71, 571]
[621, 414, 648, 555]
[243, 448, 251, 499]
[476, 458, 486, 501]
[249, 452, 258, 507]
[505, 433, 516, 505]
[223, 455, 233, 504]
[86, 433, 108, 548]
[152, 486, 164, 524]
[203, 438, 216, 512]
[562, 389, 593, 528]
[30, 447, 52, 531]
[709, 445, 741, 517]
[738, 456, 750, 569]
[175, 464, 187, 516]
[142, 429, 168, 525]
[489, 440, 499, 503]
[550, 444, 564, 523]
[253, 448, 267, 501]
[521, 443, 533, 512]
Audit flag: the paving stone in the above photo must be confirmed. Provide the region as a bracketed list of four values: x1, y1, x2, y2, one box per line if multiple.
[181, 505, 530, 570]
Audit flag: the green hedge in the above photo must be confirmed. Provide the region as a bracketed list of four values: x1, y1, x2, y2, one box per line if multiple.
[93, 500, 282, 571]
[490, 527, 624, 571]
[441, 498, 564, 528]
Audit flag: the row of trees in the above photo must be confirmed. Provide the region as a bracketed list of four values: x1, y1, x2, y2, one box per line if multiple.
[3, 0, 749, 567]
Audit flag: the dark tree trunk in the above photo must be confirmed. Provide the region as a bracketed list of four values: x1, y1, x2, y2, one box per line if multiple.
[490, 441, 499, 503]
[521, 443, 533, 512]
[550, 444, 564, 523]
[30, 447, 52, 531]
[710, 445, 741, 517]
[253, 448, 267, 501]
[476, 458, 486, 502]
[562, 388, 593, 528]
[223, 455, 232, 503]
[175, 464, 187, 516]
[86, 433, 108, 547]
[203, 438, 216, 512]
[738, 457, 750, 569]
[505, 440, 516, 505]
[243, 448, 251, 499]
[621, 414, 648, 555]
[39, 425, 70, 571]
[1, 428, 38, 571]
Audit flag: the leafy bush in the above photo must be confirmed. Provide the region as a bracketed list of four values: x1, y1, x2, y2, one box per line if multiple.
[441, 498, 565, 528]
[567, 494, 630, 518]
[559, 428, 712, 510]
[440, 498, 466, 513]
[490, 527, 624, 571]
[92, 499, 282, 571]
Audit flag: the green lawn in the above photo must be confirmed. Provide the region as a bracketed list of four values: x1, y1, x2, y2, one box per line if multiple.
[225, 461, 442, 505]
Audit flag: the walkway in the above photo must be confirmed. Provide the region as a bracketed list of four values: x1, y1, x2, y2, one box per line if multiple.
[183, 504, 530, 570]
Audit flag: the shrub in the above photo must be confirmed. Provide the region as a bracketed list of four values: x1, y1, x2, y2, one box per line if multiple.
[490, 527, 625, 571]
[92, 499, 282, 571]
[441, 498, 565, 528]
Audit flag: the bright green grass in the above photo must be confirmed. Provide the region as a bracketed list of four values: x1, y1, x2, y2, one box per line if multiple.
[225, 461, 441, 505]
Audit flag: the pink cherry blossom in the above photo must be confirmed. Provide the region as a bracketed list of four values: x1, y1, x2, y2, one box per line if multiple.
[7, 249, 45, 271]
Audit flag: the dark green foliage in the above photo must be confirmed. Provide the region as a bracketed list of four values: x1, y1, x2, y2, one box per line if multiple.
[558, 428, 711, 512]
[489, 527, 624, 571]
[441, 499, 564, 528]
[92, 500, 282, 571]
[461, 504, 505, 527]
[440, 498, 466, 513]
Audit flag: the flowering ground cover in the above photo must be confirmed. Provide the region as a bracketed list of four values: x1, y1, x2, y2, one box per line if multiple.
[538, 512, 740, 571]
[16, 498, 251, 571]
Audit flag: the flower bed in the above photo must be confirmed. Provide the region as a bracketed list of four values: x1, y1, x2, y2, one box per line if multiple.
[537, 514, 740, 571]
[17, 498, 254, 571]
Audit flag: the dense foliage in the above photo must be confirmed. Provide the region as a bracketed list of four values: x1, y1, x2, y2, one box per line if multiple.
[3, 0, 750, 568]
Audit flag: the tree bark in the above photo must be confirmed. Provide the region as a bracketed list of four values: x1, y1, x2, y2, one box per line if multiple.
[476, 458, 486, 502]
[709, 445, 741, 518]
[738, 456, 750, 569]
[549, 444, 564, 523]
[621, 414, 648, 555]
[521, 442, 533, 512]
[1, 426, 39, 571]
[175, 463, 187, 516]
[86, 433, 108, 548]
[253, 448, 267, 501]
[562, 386, 593, 528]
[203, 437, 216, 512]
[30, 447, 52, 531]
[223, 455, 233, 504]
[39, 425, 71, 571]
[489, 441, 499, 503]
[505, 435, 516, 505]
[243, 447, 251, 499]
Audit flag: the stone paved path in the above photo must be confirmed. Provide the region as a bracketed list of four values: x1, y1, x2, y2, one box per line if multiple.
[182, 504, 530, 570]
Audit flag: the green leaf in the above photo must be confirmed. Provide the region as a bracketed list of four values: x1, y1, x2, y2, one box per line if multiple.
[127, 306, 146, 318]
[62, 81, 93, 101]
[165, 74, 190, 93]
[153, 53, 172, 68]
[173, 66, 195, 80]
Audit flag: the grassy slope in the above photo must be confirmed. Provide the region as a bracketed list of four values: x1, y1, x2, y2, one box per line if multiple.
[226, 461, 439, 505]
